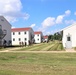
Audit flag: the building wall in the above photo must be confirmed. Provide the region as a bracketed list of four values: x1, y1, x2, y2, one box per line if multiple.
[44, 38, 48, 42]
[34, 34, 42, 43]
[62, 24, 76, 48]
[12, 28, 34, 45]
[0, 16, 11, 45]
[29, 29, 34, 43]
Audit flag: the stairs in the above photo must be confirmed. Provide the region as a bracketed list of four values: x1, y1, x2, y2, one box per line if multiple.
[0, 29, 7, 46]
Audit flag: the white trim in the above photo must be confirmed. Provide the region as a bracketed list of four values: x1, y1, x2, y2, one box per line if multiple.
[62, 23, 76, 31]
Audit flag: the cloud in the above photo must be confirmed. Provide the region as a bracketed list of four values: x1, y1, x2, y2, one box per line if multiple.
[12, 26, 16, 28]
[5, 16, 18, 23]
[65, 20, 76, 25]
[41, 17, 55, 28]
[30, 24, 36, 28]
[74, 12, 76, 15]
[42, 10, 71, 26]
[39, 10, 71, 34]
[56, 15, 64, 24]
[65, 10, 71, 16]
[39, 17, 55, 33]
[45, 31, 51, 35]
[56, 10, 71, 24]
[0, 0, 29, 22]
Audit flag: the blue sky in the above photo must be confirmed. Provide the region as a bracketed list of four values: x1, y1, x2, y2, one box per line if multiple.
[0, 0, 76, 35]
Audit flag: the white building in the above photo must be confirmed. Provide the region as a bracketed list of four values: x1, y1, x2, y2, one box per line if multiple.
[34, 31, 43, 43]
[62, 23, 76, 48]
[0, 16, 11, 46]
[43, 36, 48, 42]
[11, 27, 34, 45]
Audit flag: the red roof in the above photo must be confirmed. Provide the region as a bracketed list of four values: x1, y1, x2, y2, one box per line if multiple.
[11, 27, 31, 32]
[43, 36, 48, 39]
[34, 31, 42, 34]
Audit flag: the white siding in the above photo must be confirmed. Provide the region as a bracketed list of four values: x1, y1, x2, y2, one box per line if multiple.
[62, 23, 76, 48]
[34, 34, 42, 43]
[12, 28, 34, 45]
[12, 31, 28, 45]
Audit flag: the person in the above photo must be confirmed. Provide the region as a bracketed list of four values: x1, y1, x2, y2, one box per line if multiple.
[22, 42, 24, 47]
[3, 39, 7, 48]
[25, 42, 26, 47]
[8, 40, 12, 46]
[19, 42, 21, 47]
[28, 40, 31, 46]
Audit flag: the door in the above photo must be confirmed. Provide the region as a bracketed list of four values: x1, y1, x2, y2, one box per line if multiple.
[66, 36, 72, 49]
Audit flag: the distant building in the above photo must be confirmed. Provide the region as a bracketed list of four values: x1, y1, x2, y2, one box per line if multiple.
[34, 31, 43, 43]
[11, 27, 34, 45]
[0, 16, 11, 46]
[62, 23, 76, 48]
[43, 35, 48, 42]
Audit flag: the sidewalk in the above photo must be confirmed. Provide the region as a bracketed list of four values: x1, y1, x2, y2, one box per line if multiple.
[66, 48, 76, 52]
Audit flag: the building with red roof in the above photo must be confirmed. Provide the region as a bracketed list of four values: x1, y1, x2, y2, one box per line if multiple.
[43, 35, 48, 42]
[34, 31, 43, 43]
[11, 27, 34, 45]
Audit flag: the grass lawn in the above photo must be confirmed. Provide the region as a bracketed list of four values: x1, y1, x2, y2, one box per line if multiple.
[0, 52, 76, 75]
[14, 41, 65, 51]
[0, 41, 65, 51]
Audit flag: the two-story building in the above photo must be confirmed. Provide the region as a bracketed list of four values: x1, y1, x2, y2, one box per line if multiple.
[43, 35, 48, 42]
[34, 31, 43, 43]
[11, 27, 34, 45]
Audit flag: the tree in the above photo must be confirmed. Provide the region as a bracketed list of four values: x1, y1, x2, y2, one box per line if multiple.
[48, 31, 63, 41]
[48, 35, 54, 41]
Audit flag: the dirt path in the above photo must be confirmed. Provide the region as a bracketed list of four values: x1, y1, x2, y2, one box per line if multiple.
[0, 50, 76, 53]
[65, 48, 75, 52]
[0, 51, 76, 53]
[0, 47, 22, 52]
[0, 47, 76, 53]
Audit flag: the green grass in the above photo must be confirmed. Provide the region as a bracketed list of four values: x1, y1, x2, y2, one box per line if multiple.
[0, 41, 64, 51]
[47, 42, 64, 51]
[14, 41, 65, 51]
[0, 52, 76, 75]
[74, 47, 76, 51]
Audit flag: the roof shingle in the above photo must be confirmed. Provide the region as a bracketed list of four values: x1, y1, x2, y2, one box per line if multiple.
[43, 36, 48, 39]
[11, 27, 31, 32]
[34, 31, 42, 34]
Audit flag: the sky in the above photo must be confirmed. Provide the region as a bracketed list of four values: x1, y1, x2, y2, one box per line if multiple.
[0, 0, 76, 35]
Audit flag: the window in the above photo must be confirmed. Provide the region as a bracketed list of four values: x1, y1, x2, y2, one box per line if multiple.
[18, 32, 20, 35]
[67, 37, 71, 41]
[24, 38, 27, 41]
[3, 30, 7, 35]
[37, 39, 39, 40]
[1, 19, 4, 21]
[13, 32, 15, 35]
[37, 34, 39, 36]
[24, 31, 26, 34]
[13, 38, 15, 41]
[0, 25, 2, 29]
[19, 38, 21, 41]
